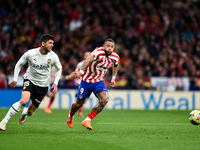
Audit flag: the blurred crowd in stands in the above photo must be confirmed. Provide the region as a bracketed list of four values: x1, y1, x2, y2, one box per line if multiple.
[0, 0, 200, 89]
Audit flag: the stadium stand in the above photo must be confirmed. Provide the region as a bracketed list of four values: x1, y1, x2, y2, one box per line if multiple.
[0, 0, 200, 90]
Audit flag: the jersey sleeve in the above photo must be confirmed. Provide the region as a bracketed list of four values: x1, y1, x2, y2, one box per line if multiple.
[91, 48, 100, 60]
[13, 51, 29, 82]
[52, 54, 62, 85]
[115, 57, 120, 65]
[111, 53, 120, 66]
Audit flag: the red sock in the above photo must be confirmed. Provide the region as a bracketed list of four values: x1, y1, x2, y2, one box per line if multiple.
[47, 101, 53, 109]
[88, 111, 97, 120]
[79, 107, 82, 113]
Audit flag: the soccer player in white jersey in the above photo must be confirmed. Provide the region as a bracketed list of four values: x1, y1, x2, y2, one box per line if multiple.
[0, 34, 62, 131]
[66, 51, 90, 117]
[67, 38, 120, 130]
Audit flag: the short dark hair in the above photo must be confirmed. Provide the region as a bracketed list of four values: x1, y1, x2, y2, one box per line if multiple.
[40, 34, 55, 44]
[104, 38, 115, 44]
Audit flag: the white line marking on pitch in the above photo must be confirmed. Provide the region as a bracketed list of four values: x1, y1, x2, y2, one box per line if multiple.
[8, 122, 188, 125]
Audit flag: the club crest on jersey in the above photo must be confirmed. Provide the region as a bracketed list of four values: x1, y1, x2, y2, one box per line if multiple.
[47, 59, 51, 64]
[79, 95, 83, 99]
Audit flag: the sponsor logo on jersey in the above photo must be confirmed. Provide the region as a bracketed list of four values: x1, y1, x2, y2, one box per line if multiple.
[102, 66, 108, 69]
[97, 66, 108, 70]
[47, 59, 51, 64]
[32, 64, 49, 69]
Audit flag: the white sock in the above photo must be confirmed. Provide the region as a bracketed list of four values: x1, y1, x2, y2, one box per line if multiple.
[2, 102, 22, 124]
[22, 107, 28, 116]
[84, 117, 91, 121]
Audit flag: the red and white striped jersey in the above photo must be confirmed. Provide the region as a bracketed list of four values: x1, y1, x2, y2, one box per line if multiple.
[82, 47, 120, 83]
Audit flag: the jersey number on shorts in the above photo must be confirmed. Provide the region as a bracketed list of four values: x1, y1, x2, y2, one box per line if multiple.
[24, 81, 30, 87]
[23, 81, 30, 90]
[80, 88, 84, 94]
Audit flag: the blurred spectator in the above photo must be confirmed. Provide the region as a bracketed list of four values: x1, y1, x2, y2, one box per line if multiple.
[0, 67, 7, 89]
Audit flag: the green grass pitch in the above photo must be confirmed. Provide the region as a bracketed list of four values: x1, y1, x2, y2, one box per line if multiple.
[0, 109, 199, 150]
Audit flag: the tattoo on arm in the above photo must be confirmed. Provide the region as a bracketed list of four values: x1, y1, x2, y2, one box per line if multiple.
[80, 55, 94, 71]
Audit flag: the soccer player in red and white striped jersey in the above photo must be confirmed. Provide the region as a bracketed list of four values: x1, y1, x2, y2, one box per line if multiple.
[67, 38, 120, 130]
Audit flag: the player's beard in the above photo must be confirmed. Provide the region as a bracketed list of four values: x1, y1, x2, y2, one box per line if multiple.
[104, 50, 112, 56]
[44, 46, 51, 53]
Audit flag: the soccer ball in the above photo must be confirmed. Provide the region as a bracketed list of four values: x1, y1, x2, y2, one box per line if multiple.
[189, 110, 200, 125]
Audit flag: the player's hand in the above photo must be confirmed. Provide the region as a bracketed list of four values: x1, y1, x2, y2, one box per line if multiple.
[110, 79, 116, 87]
[76, 72, 82, 78]
[51, 84, 58, 94]
[9, 81, 17, 89]
[70, 71, 77, 79]
[69, 72, 77, 79]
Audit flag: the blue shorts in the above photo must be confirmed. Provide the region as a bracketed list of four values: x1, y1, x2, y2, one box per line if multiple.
[47, 84, 54, 93]
[47, 83, 59, 93]
[77, 80, 108, 101]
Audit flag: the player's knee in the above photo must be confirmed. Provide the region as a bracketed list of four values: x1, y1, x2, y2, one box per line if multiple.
[100, 99, 108, 106]
[101, 92, 108, 106]
[76, 102, 83, 108]
[48, 92, 56, 98]
[72, 102, 82, 108]
[19, 99, 29, 106]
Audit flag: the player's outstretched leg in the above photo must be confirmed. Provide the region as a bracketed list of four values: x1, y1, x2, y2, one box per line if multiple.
[68, 100, 84, 127]
[19, 107, 28, 124]
[67, 111, 74, 128]
[0, 101, 23, 131]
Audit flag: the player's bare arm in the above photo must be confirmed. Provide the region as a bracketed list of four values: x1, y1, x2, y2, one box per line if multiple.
[9, 81, 17, 89]
[76, 55, 94, 78]
[66, 72, 77, 80]
[80, 54, 94, 71]
[65, 72, 75, 80]
[65, 74, 71, 80]
[110, 64, 119, 87]
[93, 91, 108, 114]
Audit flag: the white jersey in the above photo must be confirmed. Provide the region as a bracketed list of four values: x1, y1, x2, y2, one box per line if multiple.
[74, 60, 84, 86]
[13, 47, 62, 87]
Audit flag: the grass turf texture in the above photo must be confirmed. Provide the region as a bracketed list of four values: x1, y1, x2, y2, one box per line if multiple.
[0, 109, 199, 150]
